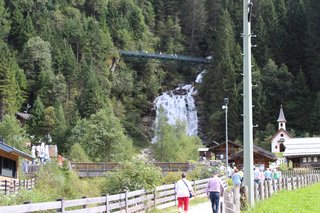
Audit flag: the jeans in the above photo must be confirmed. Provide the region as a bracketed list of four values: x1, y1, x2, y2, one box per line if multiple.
[209, 192, 220, 213]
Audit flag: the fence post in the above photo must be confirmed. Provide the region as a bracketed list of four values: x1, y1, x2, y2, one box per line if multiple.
[56, 198, 64, 213]
[174, 182, 177, 206]
[193, 180, 196, 196]
[4, 180, 7, 195]
[232, 187, 240, 213]
[258, 182, 264, 200]
[125, 190, 128, 213]
[105, 194, 110, 213]
[24, 201, 31, 213]
[153, 189, 157, 208]
[82, 196, 87, 209]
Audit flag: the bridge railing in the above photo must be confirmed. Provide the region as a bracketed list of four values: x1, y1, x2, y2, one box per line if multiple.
[70, 162, 192, 177]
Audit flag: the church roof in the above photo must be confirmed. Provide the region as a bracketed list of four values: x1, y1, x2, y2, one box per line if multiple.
[277, 105, 287, 122]
[270, 128, 291, 141]
[283, 137, 320, 157]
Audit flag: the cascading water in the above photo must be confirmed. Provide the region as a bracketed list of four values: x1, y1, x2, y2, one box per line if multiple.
[152, 71, 205, 143]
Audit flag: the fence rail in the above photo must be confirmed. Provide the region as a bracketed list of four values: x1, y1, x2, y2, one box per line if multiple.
[0, 179, 36, 195]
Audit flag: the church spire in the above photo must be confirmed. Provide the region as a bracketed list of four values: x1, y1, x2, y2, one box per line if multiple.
[277, 105, 287, 130]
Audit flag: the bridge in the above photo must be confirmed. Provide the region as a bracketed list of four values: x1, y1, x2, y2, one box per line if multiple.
[118, 50, 212, 64]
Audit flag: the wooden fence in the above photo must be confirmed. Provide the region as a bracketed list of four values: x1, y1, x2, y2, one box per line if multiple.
[253, 174, 320, 201]
[0, 178, 212, 212]
[0, 179, 36, 195]
[281, 169, 320, 178]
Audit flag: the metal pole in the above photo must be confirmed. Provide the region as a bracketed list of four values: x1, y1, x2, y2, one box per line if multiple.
[243, 0, 254, 207]
[225, 104, 228, 177]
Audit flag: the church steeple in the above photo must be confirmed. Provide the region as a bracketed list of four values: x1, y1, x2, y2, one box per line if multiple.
[277, 105, 287, 130]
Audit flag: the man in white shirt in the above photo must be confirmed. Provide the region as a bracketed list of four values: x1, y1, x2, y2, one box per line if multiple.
[175, 173, 195, 213]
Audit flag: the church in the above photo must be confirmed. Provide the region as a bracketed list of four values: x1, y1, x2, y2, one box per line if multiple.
[271, 106, 320, 168]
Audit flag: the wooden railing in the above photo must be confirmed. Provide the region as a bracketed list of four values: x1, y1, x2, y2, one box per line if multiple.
[70, 162, 192, 177]
[0, 178, 213, 212]
[0, 179, 36, 195]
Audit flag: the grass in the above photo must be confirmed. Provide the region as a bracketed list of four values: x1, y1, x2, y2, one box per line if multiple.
[149, 197, 209, 213]
[242, 183, 320, 213]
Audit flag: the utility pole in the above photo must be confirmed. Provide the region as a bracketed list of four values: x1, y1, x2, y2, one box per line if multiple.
[243, 0, 254, 207]
[222, 98, 229, 176]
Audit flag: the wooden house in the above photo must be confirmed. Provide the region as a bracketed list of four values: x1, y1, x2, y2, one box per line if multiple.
[0, 140, 33, 180]
[209, 141, 277, 169]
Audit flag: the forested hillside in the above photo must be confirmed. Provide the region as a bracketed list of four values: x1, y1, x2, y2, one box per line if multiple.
[0, 0, 319, 160]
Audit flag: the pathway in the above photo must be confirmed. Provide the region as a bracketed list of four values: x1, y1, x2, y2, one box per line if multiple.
[188, 201, 212, 213]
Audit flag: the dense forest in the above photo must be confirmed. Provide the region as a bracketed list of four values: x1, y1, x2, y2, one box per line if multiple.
[0, 0, 319, 160]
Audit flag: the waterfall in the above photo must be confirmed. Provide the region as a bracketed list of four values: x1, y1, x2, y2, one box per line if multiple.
[152, 71, 205, 143]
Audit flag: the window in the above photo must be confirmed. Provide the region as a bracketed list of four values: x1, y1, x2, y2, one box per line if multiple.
[281, 123, 283, 127]
[0, 156, 17, 178]
[280, 134, 284, 137]
[308, 157, 312, 162]
[303, 157, 307, 163]
[314, 157, 318, 162]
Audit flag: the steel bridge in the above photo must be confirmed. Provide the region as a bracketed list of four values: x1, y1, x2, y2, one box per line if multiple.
[118, 50, 212, 64]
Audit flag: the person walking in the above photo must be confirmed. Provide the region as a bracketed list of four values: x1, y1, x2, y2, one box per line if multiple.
[232, 168, 242, 187]
[175, 173, 195, 213]
[206, 172, 225, 213]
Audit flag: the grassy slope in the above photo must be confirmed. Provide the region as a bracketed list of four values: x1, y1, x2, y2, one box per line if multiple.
[242, 183, 320, 213]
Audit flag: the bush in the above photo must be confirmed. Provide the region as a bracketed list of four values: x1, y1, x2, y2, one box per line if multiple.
[104, 160, 162, 194]
[160, 172, 181, 185]
[68, 143, 91, 162]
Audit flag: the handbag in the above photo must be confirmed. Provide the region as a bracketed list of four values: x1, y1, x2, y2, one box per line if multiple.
[182, 180, 193, 198]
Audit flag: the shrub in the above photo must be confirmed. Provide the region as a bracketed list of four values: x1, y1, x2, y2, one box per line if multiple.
[104, 160, 162, 194]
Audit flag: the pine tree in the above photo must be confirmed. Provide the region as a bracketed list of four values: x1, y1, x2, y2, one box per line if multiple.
[0, 44, 26, 119]
[201, 9, 241, 142]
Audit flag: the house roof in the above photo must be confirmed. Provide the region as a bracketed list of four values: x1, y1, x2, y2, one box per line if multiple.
[15, 112, 31, 120]
[229, 144, 277, 161]
[209, 140, 242, 151]
[0, 140, 34, 160]
[283, 137, 320, 157]
[209, 140, 277, 161]
[277, 105, 287, 122]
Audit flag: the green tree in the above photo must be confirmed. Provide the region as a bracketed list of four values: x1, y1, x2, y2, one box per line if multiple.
[0, 44, 26, 119]
[153, 110, 201, 162]
[27, 96, 45, 141]
[200, 9, 241, 142]
[104, 160, 162, 194]
[68, 108, 134, 162]
[0, 0, 10, 41]
[68, 143, 90, 162]
[0, 114, 29, 152]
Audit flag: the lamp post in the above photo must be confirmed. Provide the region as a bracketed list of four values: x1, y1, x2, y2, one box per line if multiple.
[222, 98, 229, 176]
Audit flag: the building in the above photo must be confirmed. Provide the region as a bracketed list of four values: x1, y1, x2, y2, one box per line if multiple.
[0, 139, 33, 180]
[283, 138, 320, 168]
[270, 105, 292, 153]
[270, 106, 320, 168]
[209, 141, 277, 169]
